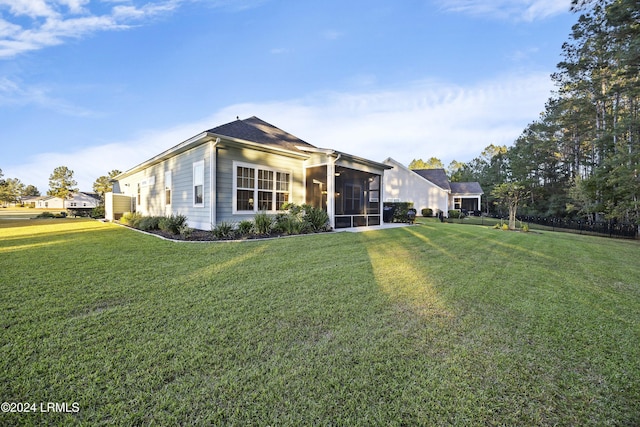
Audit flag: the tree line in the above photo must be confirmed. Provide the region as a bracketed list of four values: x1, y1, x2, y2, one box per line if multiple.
[412, 0, 639, 224]
[0, 167, 121, 207]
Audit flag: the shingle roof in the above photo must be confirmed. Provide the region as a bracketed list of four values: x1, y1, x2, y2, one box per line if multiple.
[208, 116, 316, 153]
[450, 182, 484, 195]
[412, 169, 451, 191]
[412, 168, 483, 194]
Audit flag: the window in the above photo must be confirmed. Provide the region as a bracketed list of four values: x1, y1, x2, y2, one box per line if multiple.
[236, 166, 255, 211]
[165, 170, 172, 206]
[234, 162, 291, 213]
[257, 169, 274, 210]
[193, 160, 204, 206]
[137, 183, 141, 206]
[454, 197, 462, 210]
[276, 172, 290, 210]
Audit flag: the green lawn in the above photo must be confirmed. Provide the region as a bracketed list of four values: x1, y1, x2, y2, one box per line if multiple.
[1, 219, 639, 425]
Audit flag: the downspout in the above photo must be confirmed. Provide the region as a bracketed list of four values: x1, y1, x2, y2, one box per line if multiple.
[210, 138, 220, 228]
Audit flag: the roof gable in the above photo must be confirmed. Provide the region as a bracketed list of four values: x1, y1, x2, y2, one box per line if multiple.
[209, 116, 316, 154]
[412, 169, 451, 191]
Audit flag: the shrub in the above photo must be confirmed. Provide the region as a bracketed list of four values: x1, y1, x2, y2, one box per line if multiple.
[274, 214, 310, 235]
[448, 210, 462, 219]
[282, 202, 303, 216]
[36, 211, 56, 218]
[91, 205, 105, 218]
[303, 205, 330, 231]
[212, 221, 236, 239]
[237, 220, 254, 236]
[421, 208, 433, 217]
[502, 223, 509, 231]
[522, 223, 530, 232]
[121, 212, 143, 228]
[384, 202, 414, 223]
[159, 214, 188, 235]
[254, 212, 273, 235]
[137, 216, 162, 231]
[179, 224, 194, 239]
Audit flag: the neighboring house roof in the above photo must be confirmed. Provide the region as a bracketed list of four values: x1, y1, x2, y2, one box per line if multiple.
[412, 169, 451, 191]
[408, 166, 483, 195]
[78, 192, 101, 200]
[450, 182, 483, 195]
[209, 116, 317, 154]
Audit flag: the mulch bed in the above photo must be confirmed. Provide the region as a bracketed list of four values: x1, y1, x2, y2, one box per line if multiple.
[131, 227, 329, 242]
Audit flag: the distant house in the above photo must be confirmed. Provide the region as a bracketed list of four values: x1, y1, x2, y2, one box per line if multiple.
[35, 192, 100, 210]
[106, 116, 391, 230]
[382, 157, 483, 216]
[20, 196, 39, 207]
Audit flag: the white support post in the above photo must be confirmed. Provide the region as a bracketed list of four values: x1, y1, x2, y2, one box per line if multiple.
[327, 158, 335, 229]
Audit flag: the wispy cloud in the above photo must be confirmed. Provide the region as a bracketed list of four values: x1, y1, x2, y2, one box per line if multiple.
[0, 0, 183, 58]
[0, 76, 97, 115]
[437, 0, 571, 21]
[4, 72, 554, 191]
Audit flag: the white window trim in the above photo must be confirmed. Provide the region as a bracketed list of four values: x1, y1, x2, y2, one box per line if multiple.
[232, 161, 292, 214]
[193, 160, 205, 208]
[165, 170, 172, 206]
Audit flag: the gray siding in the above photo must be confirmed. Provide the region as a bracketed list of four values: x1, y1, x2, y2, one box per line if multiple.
[215, 146, 306, 224]
[116, 143, 212, 229]
[168, 144, 210, 230]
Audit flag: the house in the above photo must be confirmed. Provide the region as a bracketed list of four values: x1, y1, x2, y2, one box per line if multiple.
[449, 182, 484, 212]
[20, 196, 39, 207]
[35, 192, 100, 210]
[106, 116, 392, 230]
[382, 157, 483, 216]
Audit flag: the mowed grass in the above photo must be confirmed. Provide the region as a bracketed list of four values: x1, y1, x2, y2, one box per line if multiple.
[0, 219, 639, 425]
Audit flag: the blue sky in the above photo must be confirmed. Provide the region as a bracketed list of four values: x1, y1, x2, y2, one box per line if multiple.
[1, 0, 576, 192]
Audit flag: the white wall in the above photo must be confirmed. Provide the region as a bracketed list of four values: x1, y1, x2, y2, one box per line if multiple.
[382, 158, 449, 215]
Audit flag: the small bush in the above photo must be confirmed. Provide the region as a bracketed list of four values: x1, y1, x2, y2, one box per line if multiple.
[179, 224, 194, 239]
[212, 222, 236, 239]
[274, 214, 310, 235]
[237, 220, 254, 236]
[448, 210, 463, 219]
[254, 212, 273, 235]
[91, 205, 105, 218]
[36, 211, 56, 218]
[137, 216, 162, 231]
[303, 205, 330, 231]
[522, 223, 530, 232]
[421, 208, 433, 217]
[121, 212, 143, 228]
[159, 214, 187, 235]
[502, 223, 509, 231]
